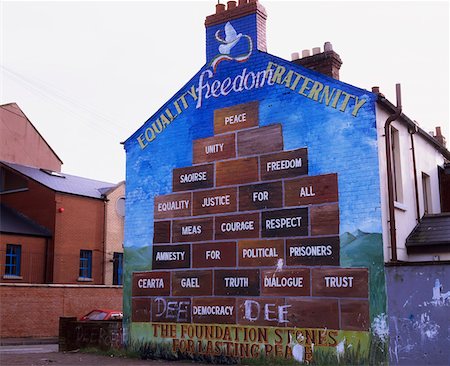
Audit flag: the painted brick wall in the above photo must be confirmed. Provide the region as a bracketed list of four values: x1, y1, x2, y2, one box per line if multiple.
[123, 2, 384, 363]
[0, 284, 122, 338]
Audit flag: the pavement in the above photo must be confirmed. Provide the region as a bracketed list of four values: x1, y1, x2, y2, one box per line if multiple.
[0, 337, 58, 346]
[0, 338, 235, 366]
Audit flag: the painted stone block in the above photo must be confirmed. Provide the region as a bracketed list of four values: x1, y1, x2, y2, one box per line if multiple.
[214, 269, 260, 296]
[173, 164, 214, 192]
[192, 187, 237, 216]
[286, 237, 340, 266]
[237, 297, 288, 327]
[310, 204, 339, 235]
[260, 148, 308, 180]
[216, 157, 259, 186]
[151, 297, 192, 323]
[192, 297, 237, 324]
[239, 181, 282, 211]
[340, 300, 370, 331]
[261, 269, 310, 296]
[286, 298, 339, 329]
[153, 221, 171, 243]
[172, 270, 213, 296]
[238, 239, 284, 267]
[132, 271, 171, 297]
[312, 268, 369, 298]
[284, 173, 338, 206]
[214, 101, 259, 135]
[154, 192, 192, 219]
[193, 133, 236, 164]
[215, 213, 260, 240]
[262, 208, 308, 237]
[192, 242, 237, 268]
[131, 298, 151, 322]
[152, 244, 190, 269]
[237, 124, 283, 156]
[172, 217, 214, 243]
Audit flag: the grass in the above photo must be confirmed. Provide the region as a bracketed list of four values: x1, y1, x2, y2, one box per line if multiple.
[79, 346, 139, 359]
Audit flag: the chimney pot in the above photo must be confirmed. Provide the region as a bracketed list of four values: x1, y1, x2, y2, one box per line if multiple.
[216, 3, 226, 13]
[238, 0, 248, 5]
[372, 86, 380, 93]
[434, 126, 447, 147]
[227, 1, 237, 9]
[324, 41, 333, 52]
[294, 44, 343, 79]
[291, 52, 300, 61]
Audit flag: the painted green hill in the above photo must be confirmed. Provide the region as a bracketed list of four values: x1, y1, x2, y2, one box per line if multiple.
[340, 231, 386, 322]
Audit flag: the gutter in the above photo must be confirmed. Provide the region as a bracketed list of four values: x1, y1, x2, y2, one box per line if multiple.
[384, 84, 402, 262]
[377, 98, 450, 161]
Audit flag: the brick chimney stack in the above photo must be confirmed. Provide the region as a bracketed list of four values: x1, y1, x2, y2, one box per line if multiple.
[291, 42, 343, 80]
[433, 126, 447, 147]
[205, 0, 267, 64]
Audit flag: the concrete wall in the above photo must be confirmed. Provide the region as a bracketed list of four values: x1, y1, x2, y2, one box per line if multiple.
[376, 107, 448, 262]
[0, 284, 122, 338]
[0, 103, 62, 171]
[59, 317, 123, 351]
[386, 264, 450, 365]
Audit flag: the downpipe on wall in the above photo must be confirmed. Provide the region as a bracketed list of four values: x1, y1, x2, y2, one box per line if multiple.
[409, 123, 421, 222]
[384, 84, 402, 262]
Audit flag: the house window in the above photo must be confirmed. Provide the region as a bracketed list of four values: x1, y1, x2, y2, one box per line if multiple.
[391, 127, 403, 203]
[5, 244, 21, 277]
[113, 252, 123, 285]
[79, 250, 92, 279]
[116, 197, 125, 218]
[422, 172, 432, 214]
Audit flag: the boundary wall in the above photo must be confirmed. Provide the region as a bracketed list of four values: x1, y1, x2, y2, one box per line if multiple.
[0, 284, 122, 338]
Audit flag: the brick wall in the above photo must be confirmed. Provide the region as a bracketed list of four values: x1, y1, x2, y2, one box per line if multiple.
[0, 103, 62, 172]
[0, 175, 56, 232]
[0, 284, 122, 338]
[0, 234, 47, 283]
[53, 193, 106, 284]
[104, 183, 125, 285]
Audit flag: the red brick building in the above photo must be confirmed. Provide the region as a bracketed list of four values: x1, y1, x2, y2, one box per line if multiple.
[0, 103, 62, 172]
[1, 161, 115, 284]
[0, 103, 123, 285]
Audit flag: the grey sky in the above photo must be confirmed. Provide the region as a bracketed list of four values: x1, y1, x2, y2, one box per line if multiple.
[1, 0, 448, 183]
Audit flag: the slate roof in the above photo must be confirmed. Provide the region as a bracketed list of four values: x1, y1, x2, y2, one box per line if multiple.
[0, 204, 52, 237]
[406, 213, 450, 253]
[1, 161, 116, 199]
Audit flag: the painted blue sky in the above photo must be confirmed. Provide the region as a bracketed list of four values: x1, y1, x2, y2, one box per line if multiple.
[124, 46, 380, 250]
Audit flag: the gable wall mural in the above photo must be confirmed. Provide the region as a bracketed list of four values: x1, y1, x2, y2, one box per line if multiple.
[124, 6, 386, 364]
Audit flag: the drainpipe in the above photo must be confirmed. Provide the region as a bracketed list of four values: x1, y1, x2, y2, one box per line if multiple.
[102, 198, 107, 285]
[409, 124, 421, 222]
[384, 83, 402, 262]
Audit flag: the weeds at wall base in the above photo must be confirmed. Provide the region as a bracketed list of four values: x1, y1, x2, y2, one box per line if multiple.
[124, 335, 388, 365]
